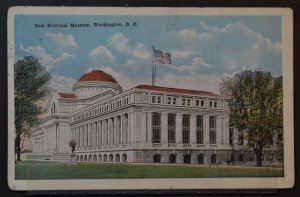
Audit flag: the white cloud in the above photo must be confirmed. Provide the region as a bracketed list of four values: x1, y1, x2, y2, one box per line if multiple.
[90, 45, 115, 62]
[50, 75, 76, 92]
[126, 58, 136, 66]
[131, 43, 151, 60]
[191, 57, 213, 68]
[171, 50, 195, 59]
[176, 29, 199, 42]
[174, 22, 282, 75]
[157, 73, 221, 94]
[20, 44, 75, 70]
[108, 33, 151, 60]
[167, 57, 214, 74]
[108, 33, 129, 52]
[45, 32, 78, 47]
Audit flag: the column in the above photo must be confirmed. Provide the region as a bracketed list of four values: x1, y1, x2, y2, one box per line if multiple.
[113, 117, 117, 146]
[77, 127, 80, 148]
[93, 122, 96, 148]
[38, 137, 40, 151]
[98, 121, 102, 149]
[85, 125, 88, 148]
[141, 112, 147, 144]
[216, 116, 222, 145]
[122, 114, 128, 145]
[223, 115, 229, 145]
[128, 113, 132, 146]
[47, 126, 49, 149]
[52, 124, 55, 149]
[175, 113, 182, 145]
[87, 124, 90, 149]
[95, 122, 98, 148]
[90, 123, 93, 148]
[147, 112, 152, 143]
[44, 127, 47, 150]
[56, 123, 59, 150]
[161, 112, 167, 145]
[46, 126, 48, 150]
[42, 136, 44, 151]
[190, 115, 196, 145]
[120, 114, 123, 145]
[204, 115, 210, 144]
[108, 119, 111, 147]
[80, 126, 83, 149]
[102, 120, 105, 148]
[50, 125, 52, 149]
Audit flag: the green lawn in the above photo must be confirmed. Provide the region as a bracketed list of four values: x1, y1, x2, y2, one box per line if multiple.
[15, 161, 284, 180]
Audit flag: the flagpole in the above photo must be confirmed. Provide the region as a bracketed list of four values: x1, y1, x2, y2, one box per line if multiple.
[152, 46, 156, 86]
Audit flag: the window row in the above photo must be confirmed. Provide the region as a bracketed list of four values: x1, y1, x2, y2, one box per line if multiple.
[152, 113, 217, 145]
[153, 154, 218, 164]
[151, 94, 220, 108]
[72, 96, 130, 122]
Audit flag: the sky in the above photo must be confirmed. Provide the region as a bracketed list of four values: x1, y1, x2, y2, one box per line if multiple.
[14, 15, 282, 94]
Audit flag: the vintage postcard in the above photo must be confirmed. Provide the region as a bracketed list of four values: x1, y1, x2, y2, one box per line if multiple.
[7, 7, 294, 190]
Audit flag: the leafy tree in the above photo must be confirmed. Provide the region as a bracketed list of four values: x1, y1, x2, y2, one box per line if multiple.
[220, 70, 283, 167]
[14, 56, 51, 161]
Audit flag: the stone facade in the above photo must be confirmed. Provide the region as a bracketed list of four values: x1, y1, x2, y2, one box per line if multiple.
[31, 70, 282, 166]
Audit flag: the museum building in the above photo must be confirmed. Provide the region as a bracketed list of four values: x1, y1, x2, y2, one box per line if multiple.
[31, 70, 281, 165]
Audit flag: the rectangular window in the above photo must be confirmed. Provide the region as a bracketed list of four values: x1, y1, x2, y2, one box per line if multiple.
[182, 98, 186, 105]
[167, 97, 172, 104]
[214, 101, 218, 108]
[201, 100, 205, 107]
[153, 155, 161, 163]
[196, 116, 204, 144]
[168, 114, 176, 143]
[210, 101, 213, 108]
[157, 96, 161, 103]
[152, 113, 161, 143]
[209, 116, 216, 144]
[173, 98, 177, 105]
[182, 115, 190, 144]
[196, 100, 200, 106]
[152, 96, 156, 103]
[187, 99, 191, 106]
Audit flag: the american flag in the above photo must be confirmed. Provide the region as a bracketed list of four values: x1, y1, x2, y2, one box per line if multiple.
[153, 48, 172, 64]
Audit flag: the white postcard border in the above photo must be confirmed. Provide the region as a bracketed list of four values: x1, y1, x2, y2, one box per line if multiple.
[7, 7, 294, 190]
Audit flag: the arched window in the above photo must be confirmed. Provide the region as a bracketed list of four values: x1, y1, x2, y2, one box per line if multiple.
[122, 154, 127, 162]
[51, 103, 56, 115]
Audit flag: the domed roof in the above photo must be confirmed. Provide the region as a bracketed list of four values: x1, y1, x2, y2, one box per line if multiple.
[77, 70, 118, 83]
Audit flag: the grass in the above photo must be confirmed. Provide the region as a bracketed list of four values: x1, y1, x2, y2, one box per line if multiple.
[15, 161, 284, 180]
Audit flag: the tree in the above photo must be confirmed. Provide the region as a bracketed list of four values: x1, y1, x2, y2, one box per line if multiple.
[14, 56, 51, 162]
[220, 70, 283, 167]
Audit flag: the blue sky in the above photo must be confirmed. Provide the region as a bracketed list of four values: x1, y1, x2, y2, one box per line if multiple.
[15, 15, 282, 93]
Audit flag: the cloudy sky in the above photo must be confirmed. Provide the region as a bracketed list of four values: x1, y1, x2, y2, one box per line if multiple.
[14, 15, 282, 94]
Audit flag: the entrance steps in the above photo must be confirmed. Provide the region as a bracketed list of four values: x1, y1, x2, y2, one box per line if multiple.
[26, 153, 51, 160]
[51, 152, 70, 161]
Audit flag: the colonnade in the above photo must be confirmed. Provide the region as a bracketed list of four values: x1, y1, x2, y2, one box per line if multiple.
[71, 113, 130, 151]
[33, 122, 59, 152]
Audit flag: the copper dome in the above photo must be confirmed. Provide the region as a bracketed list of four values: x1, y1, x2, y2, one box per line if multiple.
[77, 70, 118, 83]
